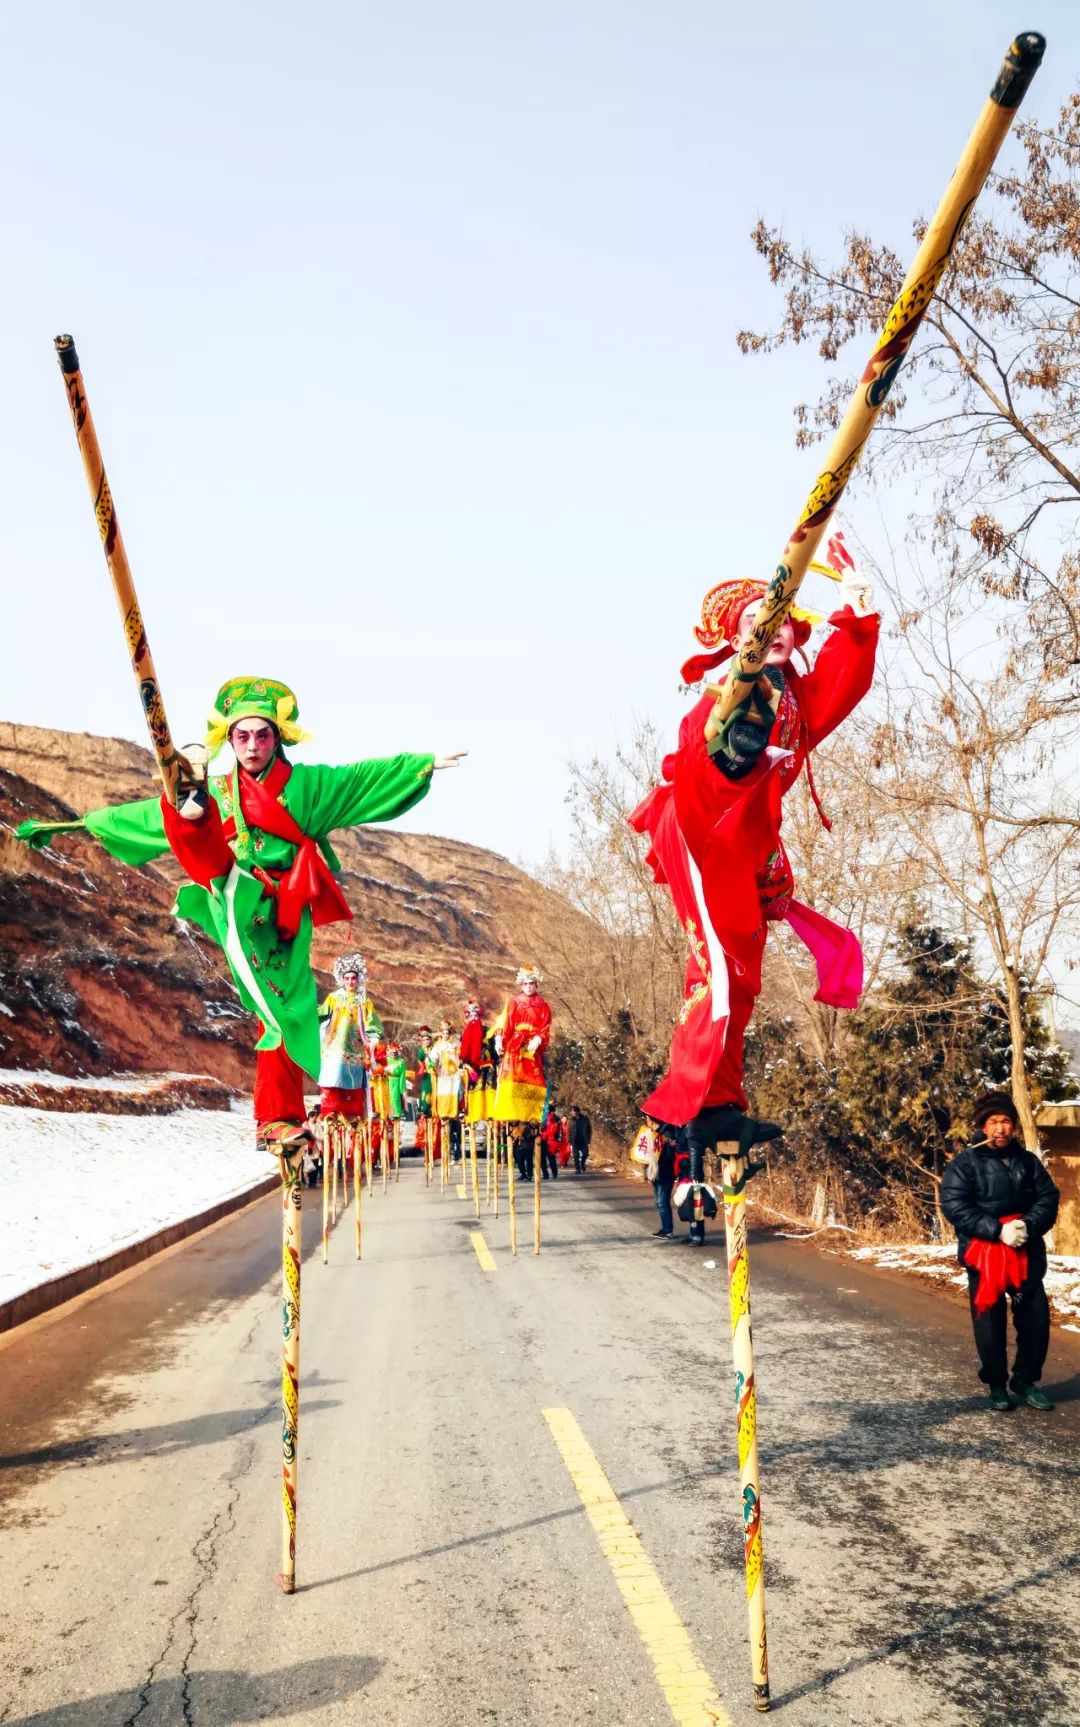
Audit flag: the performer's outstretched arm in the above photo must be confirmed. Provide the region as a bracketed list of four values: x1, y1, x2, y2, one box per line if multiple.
[17, 796, 171, 867]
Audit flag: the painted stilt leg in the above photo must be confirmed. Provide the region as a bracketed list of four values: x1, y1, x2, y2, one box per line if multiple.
[382, 1118, 388, 1194]
[721, 1151, 769, 1711]
[494, 1125, 501, 1219]
[508, 1128, 518, 1258]
[394, 1118, 401, 1182]
[354, 1123, 363, 1260]
[471, 1123, 480, 1219]
[331, 1124, 339, 1221]
[277, 1159, 302, 1593]
[322, 1117, 332, 1264]
[534, 1132, 542, 1256]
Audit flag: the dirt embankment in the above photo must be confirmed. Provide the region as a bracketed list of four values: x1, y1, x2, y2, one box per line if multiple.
[0, 723, 595, 1084]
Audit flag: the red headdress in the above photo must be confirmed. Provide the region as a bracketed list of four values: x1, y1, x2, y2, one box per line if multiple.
[681, 578, 814, 685]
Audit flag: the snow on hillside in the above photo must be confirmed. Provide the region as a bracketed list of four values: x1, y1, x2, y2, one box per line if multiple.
[0, 1103, 270, 1308]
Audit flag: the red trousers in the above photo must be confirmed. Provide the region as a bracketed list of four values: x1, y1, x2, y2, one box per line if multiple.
[320, 1086, 366, 1119]
[700, 961, 756, 1113]
[254, 1042, 307, 1126]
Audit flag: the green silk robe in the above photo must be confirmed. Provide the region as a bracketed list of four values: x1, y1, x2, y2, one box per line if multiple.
[63, 754, 434, 1080]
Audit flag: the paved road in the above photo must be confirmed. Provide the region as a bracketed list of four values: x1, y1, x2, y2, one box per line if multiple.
[2, 1161, 1079, 1727]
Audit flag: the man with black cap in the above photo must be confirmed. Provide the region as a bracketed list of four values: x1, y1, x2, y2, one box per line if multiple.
[941, 1090, 1059, 1412]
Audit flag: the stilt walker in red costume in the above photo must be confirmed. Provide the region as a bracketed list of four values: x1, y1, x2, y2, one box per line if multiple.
[631, 537, 878, 1241]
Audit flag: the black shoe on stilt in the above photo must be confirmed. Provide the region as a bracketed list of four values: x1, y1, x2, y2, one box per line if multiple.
[688, 1105, 783, 1161]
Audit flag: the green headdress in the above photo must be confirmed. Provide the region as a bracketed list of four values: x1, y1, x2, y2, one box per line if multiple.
[205, 676, 311, 756]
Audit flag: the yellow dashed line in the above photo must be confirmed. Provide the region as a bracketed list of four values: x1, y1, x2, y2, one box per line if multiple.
[469, 1231, 496, 1272]
[543, 1407, 730, 1727]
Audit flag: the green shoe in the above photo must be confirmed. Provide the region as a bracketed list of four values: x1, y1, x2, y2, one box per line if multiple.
[987, 1386, 1015, 1412]
[1010, 1377, 1055, 1411]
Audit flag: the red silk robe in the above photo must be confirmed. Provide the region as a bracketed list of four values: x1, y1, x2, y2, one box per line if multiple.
[631, 607, 879, 1124]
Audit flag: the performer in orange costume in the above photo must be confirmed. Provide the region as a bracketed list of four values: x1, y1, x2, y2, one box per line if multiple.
[493, 966, 551, 1124]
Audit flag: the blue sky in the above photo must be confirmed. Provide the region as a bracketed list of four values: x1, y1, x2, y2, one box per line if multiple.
[2, 2, 1074, 862]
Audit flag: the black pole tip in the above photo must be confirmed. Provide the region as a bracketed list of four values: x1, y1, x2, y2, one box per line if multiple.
[991, 32, 1046, 108]
[54, 334, 80, 373]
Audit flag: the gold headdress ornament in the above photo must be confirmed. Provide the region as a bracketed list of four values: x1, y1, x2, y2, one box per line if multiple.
[516, 964, 543, 986]
[205, 676, 313, 757]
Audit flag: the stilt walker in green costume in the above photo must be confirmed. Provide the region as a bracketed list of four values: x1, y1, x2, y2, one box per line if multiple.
[16, 675, 466, 1154]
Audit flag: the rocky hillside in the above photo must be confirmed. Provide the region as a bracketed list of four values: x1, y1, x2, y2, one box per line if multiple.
[0, 723, 591, 1085]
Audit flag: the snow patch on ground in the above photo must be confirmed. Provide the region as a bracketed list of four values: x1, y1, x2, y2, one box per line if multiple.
[0, 1066, 220, 1092]
[0, 1105, 269, 1308]
[850, 1240, 1080, 1324]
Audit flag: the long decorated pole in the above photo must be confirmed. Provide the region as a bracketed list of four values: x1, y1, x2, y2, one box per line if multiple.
[322, 1117, 333, 1264]
[533, 1128, 542, 1255]
[709, 32, 1046, 726]
[720, 1151, 768, 1707]
[507, 1129, 517, 1256]
[53, 337, 190, 806]
[354, 1122, 363, 1259]
[278, 1161, 302, 1592]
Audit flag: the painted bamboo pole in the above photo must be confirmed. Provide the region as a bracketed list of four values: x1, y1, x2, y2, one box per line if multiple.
[720, 1152, 768, 1708]
[330, 1120, 340, 1221]
[277, 1160, 302, 1593]
[484, 1120, 492, 1206]
[354, 1122, 363, 1260]
[533, 1128, 542, 1256]
[52, 337, 190, 808]
[470, 1123, 480, 1218]
[382, 1116, 388, 1194]
[321, 1116, 333, 1264]
[365, 1116, 373, 1195]
[341, 1120, 350, 1209]
[394, 1118, 401, 1182]
[507, 1129, 518, 1257]
[493, 1124, 500, 1218]
[708, 32, 1046, 728]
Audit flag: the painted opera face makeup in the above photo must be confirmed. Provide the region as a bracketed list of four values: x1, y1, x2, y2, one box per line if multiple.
[733, 602, 795, 668]
[343, 973, 360, 994]
[521, 978, 538, 997]
[230, 721, 279, 774]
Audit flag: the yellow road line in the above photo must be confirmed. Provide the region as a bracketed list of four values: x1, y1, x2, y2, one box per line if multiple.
[469, 1231, 496, 1273]
[543, 1407, 729, 1727]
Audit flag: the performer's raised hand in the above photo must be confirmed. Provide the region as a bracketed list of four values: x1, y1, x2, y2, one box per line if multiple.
[826, 532, 875, 616]
[434, 750, 468, 770]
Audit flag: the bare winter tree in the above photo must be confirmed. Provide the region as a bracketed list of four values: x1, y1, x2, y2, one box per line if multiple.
[739, 93, 1080, 1145]
[538, 721, 684, 1047]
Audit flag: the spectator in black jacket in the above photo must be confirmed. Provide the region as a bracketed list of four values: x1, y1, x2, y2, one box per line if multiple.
[941, 1089, 1059, 1413]
[569, 1105, 592, 1174]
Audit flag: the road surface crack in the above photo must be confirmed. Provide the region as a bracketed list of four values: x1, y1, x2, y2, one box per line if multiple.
[122, 1427, 261, 1726]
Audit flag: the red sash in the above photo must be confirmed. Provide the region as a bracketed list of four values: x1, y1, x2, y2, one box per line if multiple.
[964, 1213, 1028, 1312]
[235, 758, 353, 940]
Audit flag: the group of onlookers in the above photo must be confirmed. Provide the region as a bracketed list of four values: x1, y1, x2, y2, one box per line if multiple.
[512, 1105, 592, 1180]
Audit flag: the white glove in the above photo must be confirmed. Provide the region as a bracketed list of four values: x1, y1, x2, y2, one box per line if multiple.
[494, 1035, 504, 1057]
[826, 531, 875, 617]
[526, 1036, 542, 1056]
[1000, 1218, 1028, 1247]
[177, 743, 211, 821]
[434, 750, 468, 770]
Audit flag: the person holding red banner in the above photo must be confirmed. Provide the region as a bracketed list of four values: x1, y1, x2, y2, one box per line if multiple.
[941, 1091, 1059, 1412]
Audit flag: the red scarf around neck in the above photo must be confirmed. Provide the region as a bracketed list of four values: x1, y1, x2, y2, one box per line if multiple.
[234, 758, 352, 940]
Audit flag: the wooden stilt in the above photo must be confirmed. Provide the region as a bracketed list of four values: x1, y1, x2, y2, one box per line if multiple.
[321, 1116, 332, 1264]
[354, 1123, 363, 1260]
[534, 1128, 542, 1256]
[331, 1121, 339, 1221]
[508, 1127, 518, 1257]
[721, 1152, 769, 1709]
[394, 1118, 401, 1182]
[277, 1160, 302, 1593]
[470, 1123, 480, 1218]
